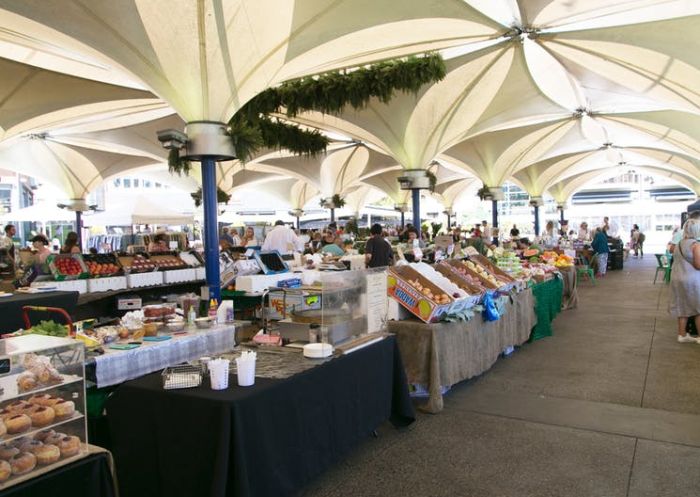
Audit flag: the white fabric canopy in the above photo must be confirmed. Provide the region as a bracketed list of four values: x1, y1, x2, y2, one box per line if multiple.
[0, 1, 697, 205]
[83, 197, 194, 226]
[0, 201, 75, 223]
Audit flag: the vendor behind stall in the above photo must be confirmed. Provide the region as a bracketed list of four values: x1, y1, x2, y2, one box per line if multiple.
[319, 231, 344, 256]
[262, 220, 303, 255]
[60, 231, 82, 254]
[365, 223, 393, 268]
[147, 233, 168, 252]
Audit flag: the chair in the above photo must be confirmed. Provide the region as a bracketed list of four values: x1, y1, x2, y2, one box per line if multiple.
[654, 254, 672, 284]
[575, 254, 595, 285]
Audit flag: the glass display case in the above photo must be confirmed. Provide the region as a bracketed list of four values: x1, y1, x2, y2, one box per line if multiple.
[0, 335, 87, 488]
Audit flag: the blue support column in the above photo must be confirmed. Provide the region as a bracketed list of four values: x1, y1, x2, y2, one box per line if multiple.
[560, 208, 565, 224]
[491, 199, 499, 246]
[412, 189, 420, 237]
[400, 211, 405, 229]
[330, 208, 335, 223]
[75, 211, 82, 249]
[534, 205, 540, 236]
[201, 158, 220, 302]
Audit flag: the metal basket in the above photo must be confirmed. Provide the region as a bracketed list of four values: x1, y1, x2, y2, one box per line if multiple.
[162, 364, 202, 390]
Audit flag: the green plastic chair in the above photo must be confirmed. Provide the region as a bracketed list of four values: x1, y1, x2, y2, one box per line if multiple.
[654, 254, 672, 284]
[575, 254, 595, 285]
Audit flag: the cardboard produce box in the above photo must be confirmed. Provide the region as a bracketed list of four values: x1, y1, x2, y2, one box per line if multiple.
[442, 259, 500, 290]
[434, 263, 484, 306]
[387, 265, 454, 323]
[468, 254, 517, 290]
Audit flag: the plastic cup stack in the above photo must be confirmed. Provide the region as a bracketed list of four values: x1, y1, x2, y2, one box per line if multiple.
[236, 351, 257, 387]
[207, 358, 230, 390]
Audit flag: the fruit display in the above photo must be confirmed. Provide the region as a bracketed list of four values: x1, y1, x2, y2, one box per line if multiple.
[435, 263, 486, 295]
[446, 259, 500, 289]
[387, 265, 457, 323]
[47, 255, 89, 280]
[83, 254, 121, 277]
[409, 262, 470, 298]
[149, 254, 188, 270]
[118, 254, 157, 273]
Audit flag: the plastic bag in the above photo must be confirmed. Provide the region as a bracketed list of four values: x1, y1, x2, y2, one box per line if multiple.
[482, 292, 500, 322]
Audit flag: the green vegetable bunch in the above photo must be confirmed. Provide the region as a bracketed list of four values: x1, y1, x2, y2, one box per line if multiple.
[29, 320, 69, 337]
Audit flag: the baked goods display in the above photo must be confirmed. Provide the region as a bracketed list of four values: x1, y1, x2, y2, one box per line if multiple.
[0, 337, 86, 487]
[16, 354, 63, 393]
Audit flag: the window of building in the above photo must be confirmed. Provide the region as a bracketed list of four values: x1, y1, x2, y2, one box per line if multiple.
[123, 178, 131, 188]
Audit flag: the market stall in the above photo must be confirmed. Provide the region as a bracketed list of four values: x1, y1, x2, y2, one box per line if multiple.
[388, 289, 535, 413]
[105, 335, 414, 497]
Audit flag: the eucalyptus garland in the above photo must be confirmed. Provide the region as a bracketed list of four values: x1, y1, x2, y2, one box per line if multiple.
[191, 186, 231, 207]
[168, 53, 446, 174]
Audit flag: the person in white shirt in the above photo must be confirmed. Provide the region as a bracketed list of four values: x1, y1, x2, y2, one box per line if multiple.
[481, 220, 492, 244]
[261, 220, 303, 255]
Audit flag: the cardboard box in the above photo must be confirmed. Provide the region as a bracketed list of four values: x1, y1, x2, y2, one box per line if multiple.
[434, 263, 484, 306]
[87, 276, 128, 293]
[387, 266, 453, 323]
[468, 254, 517, 290]
[267, 291, 321, 320]
[127, 271, 164, 288]
[442, 259, 500, 290]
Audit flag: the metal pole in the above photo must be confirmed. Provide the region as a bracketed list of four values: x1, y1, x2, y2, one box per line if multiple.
[296, 216, 300, 230]
[400, 211, 405, 229]
[491, 199, 499, 246]
[330, 208, 335, 223]
[560, 207, 565, 224]
[201, 158, 221, 302]
[75, 210, 82, 250]
[447, 214, 451, 230]
[534, 205, 540, 236]
[412, 189, 421, 238]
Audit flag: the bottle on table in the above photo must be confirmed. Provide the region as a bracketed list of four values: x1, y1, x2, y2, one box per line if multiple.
[208, 298, 219, 324]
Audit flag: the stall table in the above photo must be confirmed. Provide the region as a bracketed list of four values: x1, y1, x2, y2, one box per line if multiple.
[106, 335, 413, 497]
[0, 446, 116, 497]
[388, 289, 535, 413]
[0, 290, 78, 334]
[530, 276, 564, 340]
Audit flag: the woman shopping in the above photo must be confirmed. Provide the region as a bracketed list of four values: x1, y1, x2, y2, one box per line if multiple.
[669, 218, 700, 343]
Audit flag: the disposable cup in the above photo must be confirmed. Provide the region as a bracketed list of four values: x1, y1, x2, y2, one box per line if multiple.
[208, 359, 230, 390]
[236, 358, 256, 387]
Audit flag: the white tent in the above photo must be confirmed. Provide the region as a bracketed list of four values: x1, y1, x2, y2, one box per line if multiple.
[0, 201, 75, 223]
[83, 197, 194, 227]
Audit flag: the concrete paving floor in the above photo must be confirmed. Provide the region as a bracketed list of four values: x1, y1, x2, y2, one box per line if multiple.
[298, 255, 700, 497]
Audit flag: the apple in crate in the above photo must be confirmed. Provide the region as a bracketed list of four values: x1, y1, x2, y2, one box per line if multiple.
[55, 257, 82, 275]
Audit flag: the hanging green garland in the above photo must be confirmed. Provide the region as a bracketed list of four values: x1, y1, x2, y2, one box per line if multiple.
[169, 53, 446, 174]
[191, 187, 231, 207]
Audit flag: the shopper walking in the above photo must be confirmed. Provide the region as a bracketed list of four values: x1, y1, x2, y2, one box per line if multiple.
[591, 227, 610, 277]
[630, 224, 644, 257]
[262, 220, 303, 255]
[669, 218, 700, 343]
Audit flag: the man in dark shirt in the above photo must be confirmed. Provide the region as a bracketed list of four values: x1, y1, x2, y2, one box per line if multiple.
[365, 223, 393, 268]
[510, 224, 520, 238]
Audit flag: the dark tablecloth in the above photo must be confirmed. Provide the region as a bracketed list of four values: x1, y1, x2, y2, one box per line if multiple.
[0, 451, 115, 497]
[0, 291, 78, 333]
[106, 335, 414, 497]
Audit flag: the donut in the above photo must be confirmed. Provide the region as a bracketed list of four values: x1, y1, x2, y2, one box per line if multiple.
[33, 429, 56, 442]
[10, 437, 30, 449]
[44, 432, 65, 446]
[29, 406, 55, 427]
[0, 445, 18, 460]
[33, 444, 60, 465]
[28, 394, 53, 406]
[52, 400, 75, 420]
[0, 419, 6, 438]
[17, 371, 37, 392]
[5, 414, 31, 434]
[18, 440, 42, 453]
[10, 452, 36, 475]
[0, 460, 9, 482]
[57, 436, 80, 458]
[42, 396, 64, 408]
[6, 400, 31, 413]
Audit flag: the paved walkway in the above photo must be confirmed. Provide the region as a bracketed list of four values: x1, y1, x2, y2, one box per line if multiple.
[300, 256, 700, 497]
